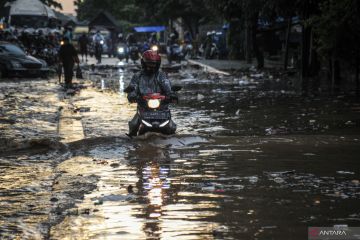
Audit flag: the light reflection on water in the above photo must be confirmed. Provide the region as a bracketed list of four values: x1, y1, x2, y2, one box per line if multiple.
[44, 132, 360, 240]
[49, 139, 224, 240]
[119, 68, 125, 94]
[1, 67, 360, 239]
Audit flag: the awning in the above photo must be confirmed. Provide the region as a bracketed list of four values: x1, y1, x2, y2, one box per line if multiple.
[45, 5, 56, 19]
[134, 26, 166, 33]
[6, 0, 56, 18]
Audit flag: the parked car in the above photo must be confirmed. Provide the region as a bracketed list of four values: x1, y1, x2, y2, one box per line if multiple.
[0, 41, 49, 78]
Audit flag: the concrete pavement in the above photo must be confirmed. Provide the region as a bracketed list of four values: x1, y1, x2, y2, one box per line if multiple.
[187, 58, 285, 74]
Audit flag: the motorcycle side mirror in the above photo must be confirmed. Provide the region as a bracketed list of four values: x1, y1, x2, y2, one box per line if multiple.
[124, 85, 135, 93]
[171, 85, 182, 92]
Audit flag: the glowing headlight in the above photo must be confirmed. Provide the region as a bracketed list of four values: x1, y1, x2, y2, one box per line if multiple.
[118, 47, 125, 53]
[60, 41, 64, 45]
[151, 45, 159, 51]
[100, 40, 104, 45]
[147, 99, 161, 109]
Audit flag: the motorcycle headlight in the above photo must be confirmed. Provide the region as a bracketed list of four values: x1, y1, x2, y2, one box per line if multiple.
[151, 45, 159, 51]
[60, 41, 64, 45]
[147, 99, 161, 109]
[11, 61, 22, 68]
[100, 40, 104, 45]
[118, 47, 124, 53]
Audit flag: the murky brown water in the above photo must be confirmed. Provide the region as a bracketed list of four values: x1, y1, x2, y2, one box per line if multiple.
[1, 63, 360, 239]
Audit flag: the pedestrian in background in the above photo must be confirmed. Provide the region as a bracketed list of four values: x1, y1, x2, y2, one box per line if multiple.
[58, 37, 79, 89]
[78, 33, 89, 62]
[63, 27, 73, 43]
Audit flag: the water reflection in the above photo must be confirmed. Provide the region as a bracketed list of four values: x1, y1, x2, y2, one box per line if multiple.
[141, 163, 165, 239]
[119, 68, 125, 94]
[2, 65, 360, 239]
[101, 79, 106, 90]
[125, 140, 224, 240]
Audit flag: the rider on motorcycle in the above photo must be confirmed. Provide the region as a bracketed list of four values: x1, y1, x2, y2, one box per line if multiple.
[93, 30, 105, 63]
[127, 50, 177, 136]
[126, 33, 137, 46]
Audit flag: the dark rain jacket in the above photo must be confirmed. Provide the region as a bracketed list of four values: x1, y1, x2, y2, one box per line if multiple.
[127, 71, 172, 102]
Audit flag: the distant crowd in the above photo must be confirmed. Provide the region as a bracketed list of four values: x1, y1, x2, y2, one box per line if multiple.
[0, 27, 64, 66]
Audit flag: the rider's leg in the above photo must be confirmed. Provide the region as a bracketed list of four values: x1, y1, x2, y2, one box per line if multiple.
[163, 120, 176, 135]
[128, 114, 140, 136]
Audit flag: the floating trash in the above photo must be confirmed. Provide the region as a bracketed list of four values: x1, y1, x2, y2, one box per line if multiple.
[336, 171, 355, 175]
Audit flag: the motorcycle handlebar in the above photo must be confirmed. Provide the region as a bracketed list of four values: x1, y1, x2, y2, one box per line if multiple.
[129, 94, 178, 104]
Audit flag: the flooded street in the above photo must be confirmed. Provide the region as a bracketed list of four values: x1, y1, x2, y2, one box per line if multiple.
[1, 61, 360, 239]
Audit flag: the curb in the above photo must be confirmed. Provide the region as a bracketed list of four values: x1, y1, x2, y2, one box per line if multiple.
[187, 59, 231, 76]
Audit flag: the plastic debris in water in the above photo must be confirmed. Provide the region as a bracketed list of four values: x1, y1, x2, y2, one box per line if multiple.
[336, 171, 355, 175]
[248, 176, 259, 184]
[273, 177, 285, 184]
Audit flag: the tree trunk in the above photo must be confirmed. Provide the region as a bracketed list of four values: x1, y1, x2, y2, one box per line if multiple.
[334, 60, 341, 93]
[356, 53, 359, 97]
[228, 19, 243, 60]
[300, 0, 311, 95]
[244, 17, 252, 63]
[330, 55, 341, 94]
[183, 17, 199, 40]
[301, 25, 311, 95]
[252, 15, 263, 69]
[284, 17, 292, 70]
[331, 56, 336, 94]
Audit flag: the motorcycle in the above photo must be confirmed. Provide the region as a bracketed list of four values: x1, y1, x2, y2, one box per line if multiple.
[151, 44, 159, 53]
[129, 45, 140, 63]
[40, 47, 58, 66]
[205, 42, 219, 59]
[182, 43, 193, 60]
[167, 44, 183, 64]
[95, 40, 104, 63]
[124, 85, 182, 136]
[117, 44, 128, 62]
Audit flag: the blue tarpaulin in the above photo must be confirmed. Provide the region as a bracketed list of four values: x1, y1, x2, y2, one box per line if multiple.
[134, 26, 166, 33]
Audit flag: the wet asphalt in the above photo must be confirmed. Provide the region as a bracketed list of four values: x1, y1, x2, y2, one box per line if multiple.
[0, 59, 360, 240]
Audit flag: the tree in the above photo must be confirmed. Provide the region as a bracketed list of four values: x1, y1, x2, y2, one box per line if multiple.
[311, 0, 360, 94]
[74, 0, 143, 30]
[210, 0, 264, 67]
[135, 0, 216, 37]
[264, 0, 298, 70]
[41, 0, 62, 9]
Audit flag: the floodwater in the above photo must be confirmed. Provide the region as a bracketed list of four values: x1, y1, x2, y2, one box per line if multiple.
[1, 62, 360, 240]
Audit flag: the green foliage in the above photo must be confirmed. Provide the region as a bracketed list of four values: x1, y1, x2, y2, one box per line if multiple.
[135, 0, 217, 34]
[74, 0, 146, 30]
[311, 0, 360, 61]
[75, 0, 217, 36]
[40, 0, 62, 9]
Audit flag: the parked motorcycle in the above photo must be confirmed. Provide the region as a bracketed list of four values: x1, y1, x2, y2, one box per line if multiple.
[205, 42, 219, 59]
[167, 44, 183, 64]
[182, 43, 193, 60]
[40, 47, 58, 66]
[124, 85, 182, 136]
